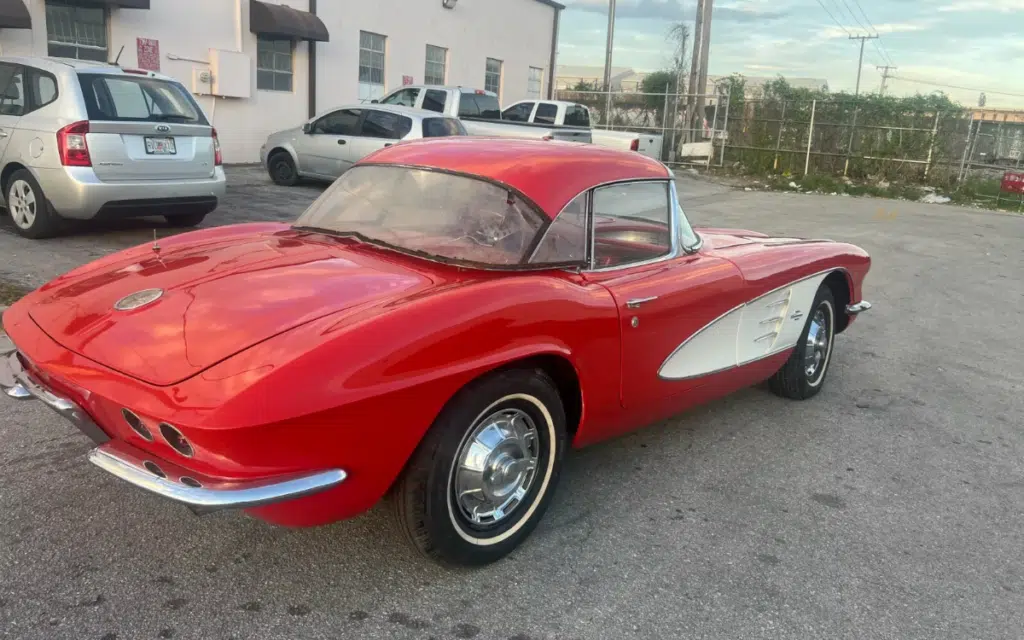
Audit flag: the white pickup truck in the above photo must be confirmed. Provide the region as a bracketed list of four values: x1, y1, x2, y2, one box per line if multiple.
[502, 100, 664, 161]
[375, 86, 592, 144]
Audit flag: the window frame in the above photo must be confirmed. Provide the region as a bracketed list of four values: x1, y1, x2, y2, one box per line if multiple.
[484, 57, 502, 97]
[527, 66, 543, 98]
[534, 103, 558, 125]
[45, 1, 108, 62]
[311, 108, 363, 136]
[359, 31, 387, 97]
[380, 87, 420, 108]
[360, 108, 412, 140]
[425, 44, 447, 86]
[501, 101, 534, 122]
[256, 36, 294, 92]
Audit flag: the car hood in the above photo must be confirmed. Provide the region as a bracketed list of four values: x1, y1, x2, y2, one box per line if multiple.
[28, 230, 436, 386]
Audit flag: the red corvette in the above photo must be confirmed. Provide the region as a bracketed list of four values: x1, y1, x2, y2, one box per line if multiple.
[0, 139, 871, 566]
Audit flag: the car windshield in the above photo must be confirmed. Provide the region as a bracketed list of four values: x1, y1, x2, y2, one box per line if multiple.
[293, 165, 553, 268]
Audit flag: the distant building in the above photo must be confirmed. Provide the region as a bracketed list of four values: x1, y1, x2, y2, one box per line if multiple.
[555, 65, 648, 92]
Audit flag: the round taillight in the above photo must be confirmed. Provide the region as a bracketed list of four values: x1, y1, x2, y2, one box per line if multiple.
[159, 423, 193, 458]
[122, 409, 153, 441]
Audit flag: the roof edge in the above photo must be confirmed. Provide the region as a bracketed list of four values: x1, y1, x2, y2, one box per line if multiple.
[533, 0, 565, 9]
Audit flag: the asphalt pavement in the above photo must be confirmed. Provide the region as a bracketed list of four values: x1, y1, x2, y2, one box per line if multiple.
[0, 167, 1021, 640]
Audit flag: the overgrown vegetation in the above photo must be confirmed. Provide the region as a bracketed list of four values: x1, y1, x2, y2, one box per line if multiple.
[0, 279, 29, 307]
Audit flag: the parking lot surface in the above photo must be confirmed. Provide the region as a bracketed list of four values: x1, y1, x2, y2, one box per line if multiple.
[1, 167, 1022, 640]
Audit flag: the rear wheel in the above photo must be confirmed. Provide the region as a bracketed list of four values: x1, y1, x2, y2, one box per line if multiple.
[390, 368, 567, 566]
[6, 170, 61, 239]
[768, 284, 837, 400]
[164, 212, 207, 228]
[268, 151, 298, 186]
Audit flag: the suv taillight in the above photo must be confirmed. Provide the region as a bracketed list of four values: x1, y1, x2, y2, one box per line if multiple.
[211, 127, 222, 166]
[630, 138, 639, 152]
[57, 121, 91, 167]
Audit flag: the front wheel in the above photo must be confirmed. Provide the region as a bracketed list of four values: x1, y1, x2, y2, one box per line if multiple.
[768, 284, 837, 400]
[390, 368, 567, 566]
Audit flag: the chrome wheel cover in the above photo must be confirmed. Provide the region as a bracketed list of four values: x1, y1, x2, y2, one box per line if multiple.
[8, 180, 37, 230]
[804, 303, 832, 383]
[452, 408, 539, 526]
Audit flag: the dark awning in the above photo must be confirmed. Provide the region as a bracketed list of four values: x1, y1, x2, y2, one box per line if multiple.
[58, 0, 150, 7]
[0, 0, 31, 29]
[250, 0, 329, 42]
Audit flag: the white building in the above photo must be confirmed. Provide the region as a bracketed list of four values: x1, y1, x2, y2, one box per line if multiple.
[0, 0, 563, 162]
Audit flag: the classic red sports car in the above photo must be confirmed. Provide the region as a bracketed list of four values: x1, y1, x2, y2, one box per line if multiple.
[0, 139, 871, 566]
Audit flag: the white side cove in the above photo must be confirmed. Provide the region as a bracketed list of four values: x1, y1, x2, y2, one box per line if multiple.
[658, 272, 831, 380]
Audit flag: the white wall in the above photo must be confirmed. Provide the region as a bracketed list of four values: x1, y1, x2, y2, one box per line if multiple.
[0, 0, 557, 163]
[315, 0, 557, 111]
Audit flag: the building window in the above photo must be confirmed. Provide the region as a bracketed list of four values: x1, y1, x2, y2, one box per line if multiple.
[256, 37, 293, 92]
[485, 58, 502, 96]
[359, 31, 386, 101]
[528, 66, 543, 98]
[425, 45, 447, 86]
[45, 1, 107, 62]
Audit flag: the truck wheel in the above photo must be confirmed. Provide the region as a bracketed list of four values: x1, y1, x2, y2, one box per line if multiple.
[390, 368, 567, 566]
[6, 170, 61, 239]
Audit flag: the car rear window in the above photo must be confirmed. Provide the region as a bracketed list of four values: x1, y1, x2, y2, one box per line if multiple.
[77, 73, 208, 125]
[458, 93, 500, 119]
[422, 117, 466, 138]
[565, 105, 590, 127]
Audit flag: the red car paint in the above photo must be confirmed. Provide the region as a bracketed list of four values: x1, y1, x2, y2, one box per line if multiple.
[2, 140, 870, 528]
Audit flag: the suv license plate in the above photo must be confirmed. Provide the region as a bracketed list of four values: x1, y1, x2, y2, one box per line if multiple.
[145, 137, 176, 155]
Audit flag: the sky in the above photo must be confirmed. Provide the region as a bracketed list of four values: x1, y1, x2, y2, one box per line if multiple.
[556, 0, 1024, 108]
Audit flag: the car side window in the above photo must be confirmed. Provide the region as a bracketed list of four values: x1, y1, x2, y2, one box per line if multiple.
[0, 64, 26, 117]
[529, 192, 588, 265]
[422, 89, 447, 113]
[591, 181, 672, 269]
[565, 105, 590, 127]
[380, 88, 420, 108]
[502, 102, 534, 122]
[360, 110, 412, 139]
[27, 69, 58, 111]
[534, 103, 557, 125]
[422, 117, 466, 138]
[314, 109, 362, 135]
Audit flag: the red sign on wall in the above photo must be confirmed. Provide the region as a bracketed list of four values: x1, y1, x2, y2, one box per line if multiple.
[402, 75, 414, 86]
[136, 37, 160, 72]
[1001, 171, 1024, 195]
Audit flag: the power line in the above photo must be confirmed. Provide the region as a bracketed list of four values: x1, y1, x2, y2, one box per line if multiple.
[891, 75, 1024, 98]
[813, 0, 850, 35]
[847, 0, 896, 67]
[849, 34, 878, 96]
[836, 0, 870, 34]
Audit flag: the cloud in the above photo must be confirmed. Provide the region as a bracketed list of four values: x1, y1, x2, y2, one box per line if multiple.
[937, 0, 1019, 12]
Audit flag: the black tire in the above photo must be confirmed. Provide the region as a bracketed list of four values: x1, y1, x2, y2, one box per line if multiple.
[768, 284, 837, 400]
[164, 212, 207, 227]
[268, 151, 298, 186]
[391, 368, 568, 566]
[5, 169, 61, 239]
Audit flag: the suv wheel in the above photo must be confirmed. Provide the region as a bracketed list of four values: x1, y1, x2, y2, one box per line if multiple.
[6, 170, 60, 239]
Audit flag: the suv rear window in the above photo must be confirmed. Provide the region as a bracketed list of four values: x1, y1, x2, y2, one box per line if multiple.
[77, 73, 208, 125]
[458, 93, 500, 119]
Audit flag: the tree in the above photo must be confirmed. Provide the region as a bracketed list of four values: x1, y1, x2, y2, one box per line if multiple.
[667, 21, 690, 91]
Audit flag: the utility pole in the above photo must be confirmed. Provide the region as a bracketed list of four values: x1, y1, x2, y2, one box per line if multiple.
[602, 0, 616, 126]
[685, 0, 708, 142]
[694, 0, 714, 138]
[876, 65, 896, 95]
[849, 34, 878, 96]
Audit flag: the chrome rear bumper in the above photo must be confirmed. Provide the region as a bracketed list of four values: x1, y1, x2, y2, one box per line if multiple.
[846, 300, 872, 315]
[2, 334, 346, 514]
[89, 443, 347, 514]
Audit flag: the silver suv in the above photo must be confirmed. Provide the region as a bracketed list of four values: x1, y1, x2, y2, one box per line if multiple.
[0, 56, 226, 239]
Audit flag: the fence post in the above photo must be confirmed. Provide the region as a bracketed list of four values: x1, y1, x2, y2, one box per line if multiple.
[804, 100, 817, 176]
[719, 94, 730, 167]
[843, 105, 860, 177]
[924, 112, 941, 180]
[663, 91, 670, 161]
[706, 94, 720, 170]
[773, 100, 787, 172]
[957, 112, 975, 184]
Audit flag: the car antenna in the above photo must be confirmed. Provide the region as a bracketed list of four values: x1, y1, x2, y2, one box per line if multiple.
[152, 229, 160, 254]
[113, 45, 124, 66]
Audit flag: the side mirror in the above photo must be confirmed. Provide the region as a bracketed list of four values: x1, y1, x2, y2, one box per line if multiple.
[302, 122, 312, 134]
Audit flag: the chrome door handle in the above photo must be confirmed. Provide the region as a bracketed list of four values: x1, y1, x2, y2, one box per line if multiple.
[337, 139, 346, 145]
[626, 296, 658, 309]
[0, 131, 8, 138]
